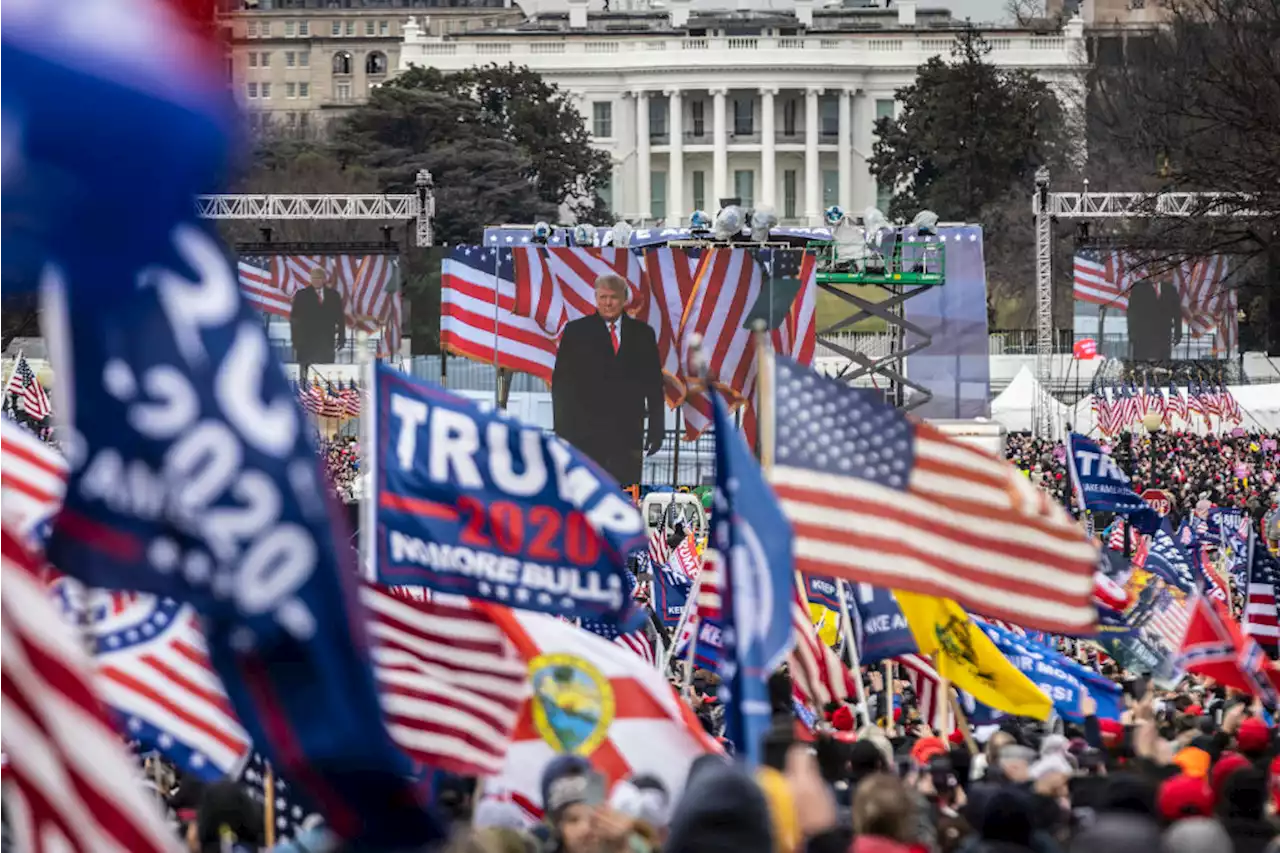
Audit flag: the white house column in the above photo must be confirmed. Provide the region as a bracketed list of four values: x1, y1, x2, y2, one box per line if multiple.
[666, 88, 684, 225]
[711, 87, 728, 204]
[635, 90, 652, 220]
[838, 87, 853, 212]
[760, 87, 777, 209]
[804, 86, 822, 225]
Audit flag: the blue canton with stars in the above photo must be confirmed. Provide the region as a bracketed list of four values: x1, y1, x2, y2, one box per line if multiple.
[450, 245, 516, 282]
[773, 355, 915, 490]
[1145, 524, 1197, 594]
[239, 752, 317, 841]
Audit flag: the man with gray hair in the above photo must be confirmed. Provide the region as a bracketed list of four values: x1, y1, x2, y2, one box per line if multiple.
[552, 273, 664, 487]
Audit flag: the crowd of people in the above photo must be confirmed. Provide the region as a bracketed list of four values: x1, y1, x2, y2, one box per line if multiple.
[1005, 430, 1280, 524]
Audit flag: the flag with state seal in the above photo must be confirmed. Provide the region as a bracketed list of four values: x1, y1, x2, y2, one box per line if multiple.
[477, 605, 717, 819]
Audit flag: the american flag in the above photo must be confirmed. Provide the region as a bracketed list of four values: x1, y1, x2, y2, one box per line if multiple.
[769, 356, 1098, 636]
[647, 528, 671, 568]
[1, 417, 67, 540]
[4, 354, 52, 421]
[441, 246, 559, 382]
[1145, 528, 1196, 594]
[580, 618, 658, 667]
[1143, 588, 1191, 653]
[895, 653, 953, 733]
[1073, 250, 1133, 309]
[513, 247, 645, 339]
[639, 247, 703, 408]
[1244, 548, 1280, 658]
[236, 253, 403, 357]
[789, 575, 854, 709]
[1166, 380, 1188, 425]
[1, 528, 181, 853]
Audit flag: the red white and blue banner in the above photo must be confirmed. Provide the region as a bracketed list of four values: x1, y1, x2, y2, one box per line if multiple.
[371, 364, 647, 627]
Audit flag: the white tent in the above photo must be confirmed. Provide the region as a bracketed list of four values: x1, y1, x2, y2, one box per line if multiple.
[989, 365, 1074, 438]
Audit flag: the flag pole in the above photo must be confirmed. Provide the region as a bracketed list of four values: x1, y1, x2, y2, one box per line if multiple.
[357, 329, 374, 581]
[264, 762, 276, 849]
[835, 580, 872, 727]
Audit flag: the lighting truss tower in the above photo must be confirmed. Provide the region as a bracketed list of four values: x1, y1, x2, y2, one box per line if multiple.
[196, 169, 437, 247]
[1030, 168, 1257, 436]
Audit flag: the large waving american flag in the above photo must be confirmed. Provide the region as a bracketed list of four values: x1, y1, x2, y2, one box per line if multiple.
[4, 354, 53, 421]
[769, 356, 1098, 636]
[2, 528, 180, 853]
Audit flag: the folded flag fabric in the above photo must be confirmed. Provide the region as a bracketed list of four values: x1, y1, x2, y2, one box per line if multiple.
[895, 591, 1053, 721]
[1067, 434, 1161, 534]
[478, 604, 717, 811]
[770, 356, 1097, 635]
[1, 528, 180, 853]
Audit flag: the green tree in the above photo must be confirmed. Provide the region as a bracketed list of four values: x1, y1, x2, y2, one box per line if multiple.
[385, 64, 613, 223]
[870, 28, 1071, 325]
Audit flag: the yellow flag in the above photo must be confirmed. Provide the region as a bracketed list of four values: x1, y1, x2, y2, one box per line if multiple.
[895, 591, 1052, 721]
[809, 603, 840, 647]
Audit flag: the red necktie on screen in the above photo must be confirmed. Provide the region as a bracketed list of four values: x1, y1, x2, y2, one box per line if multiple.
[609, 321, 619, 354]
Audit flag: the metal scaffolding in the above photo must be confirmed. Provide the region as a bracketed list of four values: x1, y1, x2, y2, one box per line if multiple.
[195, 169, 437, 247]
[1030, 169, 1258, 436]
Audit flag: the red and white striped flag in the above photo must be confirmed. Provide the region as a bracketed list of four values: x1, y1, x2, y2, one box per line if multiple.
[1, 418, 67, 540]
[895, 653, 954, 734]
[4, 354, 52, 421]
[1, 528, 181, 853]
[1174, 255, 1234, 356]
[790, 575, 855, 709]
[647, 528, 671, 568]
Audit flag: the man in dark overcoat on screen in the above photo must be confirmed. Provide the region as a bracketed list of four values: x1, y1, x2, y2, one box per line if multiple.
[1126, 273, 1182, 361]
[291, 267, 347, 379]
[552, 273, 665, 487]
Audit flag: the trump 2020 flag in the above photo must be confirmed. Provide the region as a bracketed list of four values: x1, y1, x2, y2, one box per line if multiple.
[710, 390, 795, 766]
[372, 364, 647, 626]
[1067, 433, 1161, 534]
[851, 582, 919, 664]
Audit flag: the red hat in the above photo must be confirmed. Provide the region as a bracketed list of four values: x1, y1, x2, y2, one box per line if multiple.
[1184, 704, 1203, 716]
[831, 705, 856, 732]
[947, 729, 965, 746]
[1210, 751, 1250, 803]
[1237, 717, 1272, 755]
[1270, 755, 1280, 814]
[911, 736, 947, 766]
[1157, 774, 1214, 822]
[1099, 718, 1125, 748]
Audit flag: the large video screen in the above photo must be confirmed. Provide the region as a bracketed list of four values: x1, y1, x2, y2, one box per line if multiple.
[1072, 251, 1236, 361]
[236, 253, 403, 367]
[439, 243, 817, 488]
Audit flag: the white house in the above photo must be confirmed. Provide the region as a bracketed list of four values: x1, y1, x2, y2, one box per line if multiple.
[399, 0, 1086, 225]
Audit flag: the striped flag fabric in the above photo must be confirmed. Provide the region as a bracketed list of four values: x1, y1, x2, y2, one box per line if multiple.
[512, 247, 646, 339]
[1178, 587, 1280, 705]
[1244, 548, 1280, 657]
[639, 247, 703, 406]
[1, 417, 67, 540]
[647, 528, 671, 568]
[895, 653, 954, 733]
[580, 618, 658, 667]
[769, 356, 1098, 636]
[237, 255, 288, 316]
[790, 576, 854, 709]
[4, 354, 53, 421]
[1, 528, 181, 853]
[1174, 255, 1235, 356]
[1073, 251, 1132, 309]
[442, 246, 558, 382]
[63, 581, 525, 782]
[360, 585, 527, 777]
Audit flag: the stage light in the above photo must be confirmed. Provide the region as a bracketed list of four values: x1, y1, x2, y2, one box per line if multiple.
[610, 221, 633, 248]
[713, 205, 743, 242]
[690, 210, 712, 231]
[532, 221, 552, 244]
[572, 223, 596, 247]
[912, 210, 939, 235]
[824, 205, 845, 226]
[750, 205, 778, 242]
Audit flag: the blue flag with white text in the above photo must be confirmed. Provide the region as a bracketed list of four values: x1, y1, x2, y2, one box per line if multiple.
[710, 391, 795, 766]
[1067, 433, 1161, 533]
[373, 364, 647, 627]
[851, 582, 919, 663]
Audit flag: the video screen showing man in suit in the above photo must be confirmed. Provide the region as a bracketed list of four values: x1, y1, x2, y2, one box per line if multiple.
[1126, 273, 1183, 361]
[290, 267, 347, 378]
[551, 274, 665, 488]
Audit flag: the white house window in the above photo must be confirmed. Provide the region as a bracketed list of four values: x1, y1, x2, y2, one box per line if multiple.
[299, 51, 310, 67]
[260, 82, 272, 99]
[259, 51, 271, 68]
[298, 20, 309, 35]
[285, 51, 296, 67]
[366, 51, 388, 74]
[592, 101, 613, 138]
[299, 82, 310, 98]
[335, 81, 353, 101]
[345, 20, 355, 35]
[379, 20, 390, 35]
[247, 82, 259, 99]
[331, 20, 341, 36]
[365, 20, 376, 35]
[286, 82, 297, 99]
[333, 51, 353, 75]
[248, 52, 258, 67]
[285, 21, 296, 36]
